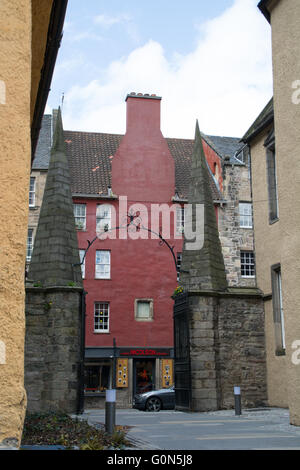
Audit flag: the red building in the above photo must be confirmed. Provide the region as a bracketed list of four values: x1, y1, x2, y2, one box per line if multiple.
[65, 93, 224, 408]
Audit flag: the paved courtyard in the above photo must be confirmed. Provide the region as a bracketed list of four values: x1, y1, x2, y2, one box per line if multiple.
[79, 407, 300, 450]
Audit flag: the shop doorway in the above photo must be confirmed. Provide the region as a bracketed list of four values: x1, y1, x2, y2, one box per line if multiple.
[133, 359, 156, 396]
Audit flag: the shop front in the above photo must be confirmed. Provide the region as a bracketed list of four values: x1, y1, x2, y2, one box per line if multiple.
[84, 347, 174, 409]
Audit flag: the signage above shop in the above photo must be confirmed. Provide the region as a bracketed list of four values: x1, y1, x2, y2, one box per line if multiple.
[119, 348, 171, 357]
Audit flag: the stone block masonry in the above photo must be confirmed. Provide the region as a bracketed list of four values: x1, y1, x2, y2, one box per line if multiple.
[25, 286, 83, 413]
[187, 289, 267, 411]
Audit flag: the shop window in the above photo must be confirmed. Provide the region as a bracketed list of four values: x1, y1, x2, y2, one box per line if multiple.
[84, 364, 110, 393]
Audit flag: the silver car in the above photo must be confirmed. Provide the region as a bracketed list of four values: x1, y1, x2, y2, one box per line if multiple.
[133, 386, 175, 411]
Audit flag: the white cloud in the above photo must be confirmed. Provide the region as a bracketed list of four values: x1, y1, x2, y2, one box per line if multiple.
[62, 0, 272, 139]
[94, 13, 132, 28]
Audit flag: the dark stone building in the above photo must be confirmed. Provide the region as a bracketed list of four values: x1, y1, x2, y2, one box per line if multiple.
[174, 122, 267, 412]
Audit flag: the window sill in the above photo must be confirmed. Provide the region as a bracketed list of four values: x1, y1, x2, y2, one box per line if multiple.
[135, 318, 154, 322]
[269, 217, 279, 225]
[94, 331, 110, 334]
[95, 278, 111, 281]
[84, 392, 106, 397]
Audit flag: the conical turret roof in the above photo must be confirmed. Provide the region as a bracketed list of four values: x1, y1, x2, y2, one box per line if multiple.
[28, 108, 82, 287]
[180, 121, 227, 292]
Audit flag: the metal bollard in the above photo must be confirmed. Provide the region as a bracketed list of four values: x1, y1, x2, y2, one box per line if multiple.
[234, 386, 242, 416]
[105, 389, 116, 434]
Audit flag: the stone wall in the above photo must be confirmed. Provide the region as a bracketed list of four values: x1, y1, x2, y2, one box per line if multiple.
[25, 287, 83, 413]
[187, 290, 267, 411]
[219, 162, 255, 287]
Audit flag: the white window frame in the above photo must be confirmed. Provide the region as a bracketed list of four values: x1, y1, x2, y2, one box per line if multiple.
[27, 228, 34, 261]
[79, 249, 86, 279]
[73, 203, 86, 230]
[176, 205, 185, 235]
[176, 252, 182, 282]
[96, 204, 112, 233]
[29, 177, 36, 207]
[135, 299, 154, 322]
[94, 302, 110, 333]
[95, 250, 111, 279]
[239, 202, 253, 228]
[240, 251, 255, 278]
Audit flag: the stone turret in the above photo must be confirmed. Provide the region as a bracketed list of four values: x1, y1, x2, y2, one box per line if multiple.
[25, 109, 84, 414]
[174, 122, 267, 413]
[28, 107, 82, 287]
[180, 121, 227, 292]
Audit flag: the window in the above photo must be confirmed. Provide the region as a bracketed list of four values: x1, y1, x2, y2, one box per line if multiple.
[26, 229, 34, 261]
[29, 177, 36, 207]
[239, 203, 252, 228]
[265, 129, 278, 223]
[79, 250, 85, 278]
[176, 206, 185, 235]
[241, 251, 255, 278]
[95, 250, 111, 279]
[176, 253, 182, 281]
[73, 203, 86, 230]
[236, 145, 250, 166]
[94, 302, 110, 332]
[271, 264, 285, 355]
[135, 299, 153, 321]
[96, 204, 112, 233]
[84, 363, 110, 393]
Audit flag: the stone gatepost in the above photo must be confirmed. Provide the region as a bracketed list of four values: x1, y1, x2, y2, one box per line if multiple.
[25, 109, 84, 414]
[176, 122, 267, 411]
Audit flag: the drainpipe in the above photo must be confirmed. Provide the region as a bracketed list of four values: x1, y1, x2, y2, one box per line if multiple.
[77, 289, 87, 414]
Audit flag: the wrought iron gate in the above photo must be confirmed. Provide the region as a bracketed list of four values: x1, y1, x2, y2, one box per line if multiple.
[173, 292, 191, 410]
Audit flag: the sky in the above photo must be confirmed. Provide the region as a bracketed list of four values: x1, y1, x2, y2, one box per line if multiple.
[46, 0, 273, 139]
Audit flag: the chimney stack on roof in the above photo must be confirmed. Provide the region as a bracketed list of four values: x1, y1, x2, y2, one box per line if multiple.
[125, 92, 162, 136]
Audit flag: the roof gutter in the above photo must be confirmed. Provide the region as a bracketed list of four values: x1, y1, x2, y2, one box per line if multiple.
[241, 111, 274, 144]
[257, 0, 271, 23]
[31, 0, 68, 165]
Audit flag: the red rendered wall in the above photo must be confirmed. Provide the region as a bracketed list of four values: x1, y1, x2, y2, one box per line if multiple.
[75, 95, 223, 351]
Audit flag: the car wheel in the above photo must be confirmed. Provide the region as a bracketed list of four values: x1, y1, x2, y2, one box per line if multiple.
[146, 396, 162, 412]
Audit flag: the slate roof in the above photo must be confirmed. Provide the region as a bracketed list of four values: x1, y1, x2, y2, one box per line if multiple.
[204, 135, 244, 162]
[32, 114, 52, 169]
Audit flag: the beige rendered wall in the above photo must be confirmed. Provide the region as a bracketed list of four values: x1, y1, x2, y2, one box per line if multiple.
[269, 0, 300, 425]
[250, 130, 288, 408]
[0, 0, 54, 447]
[0, 0, 32, 447]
